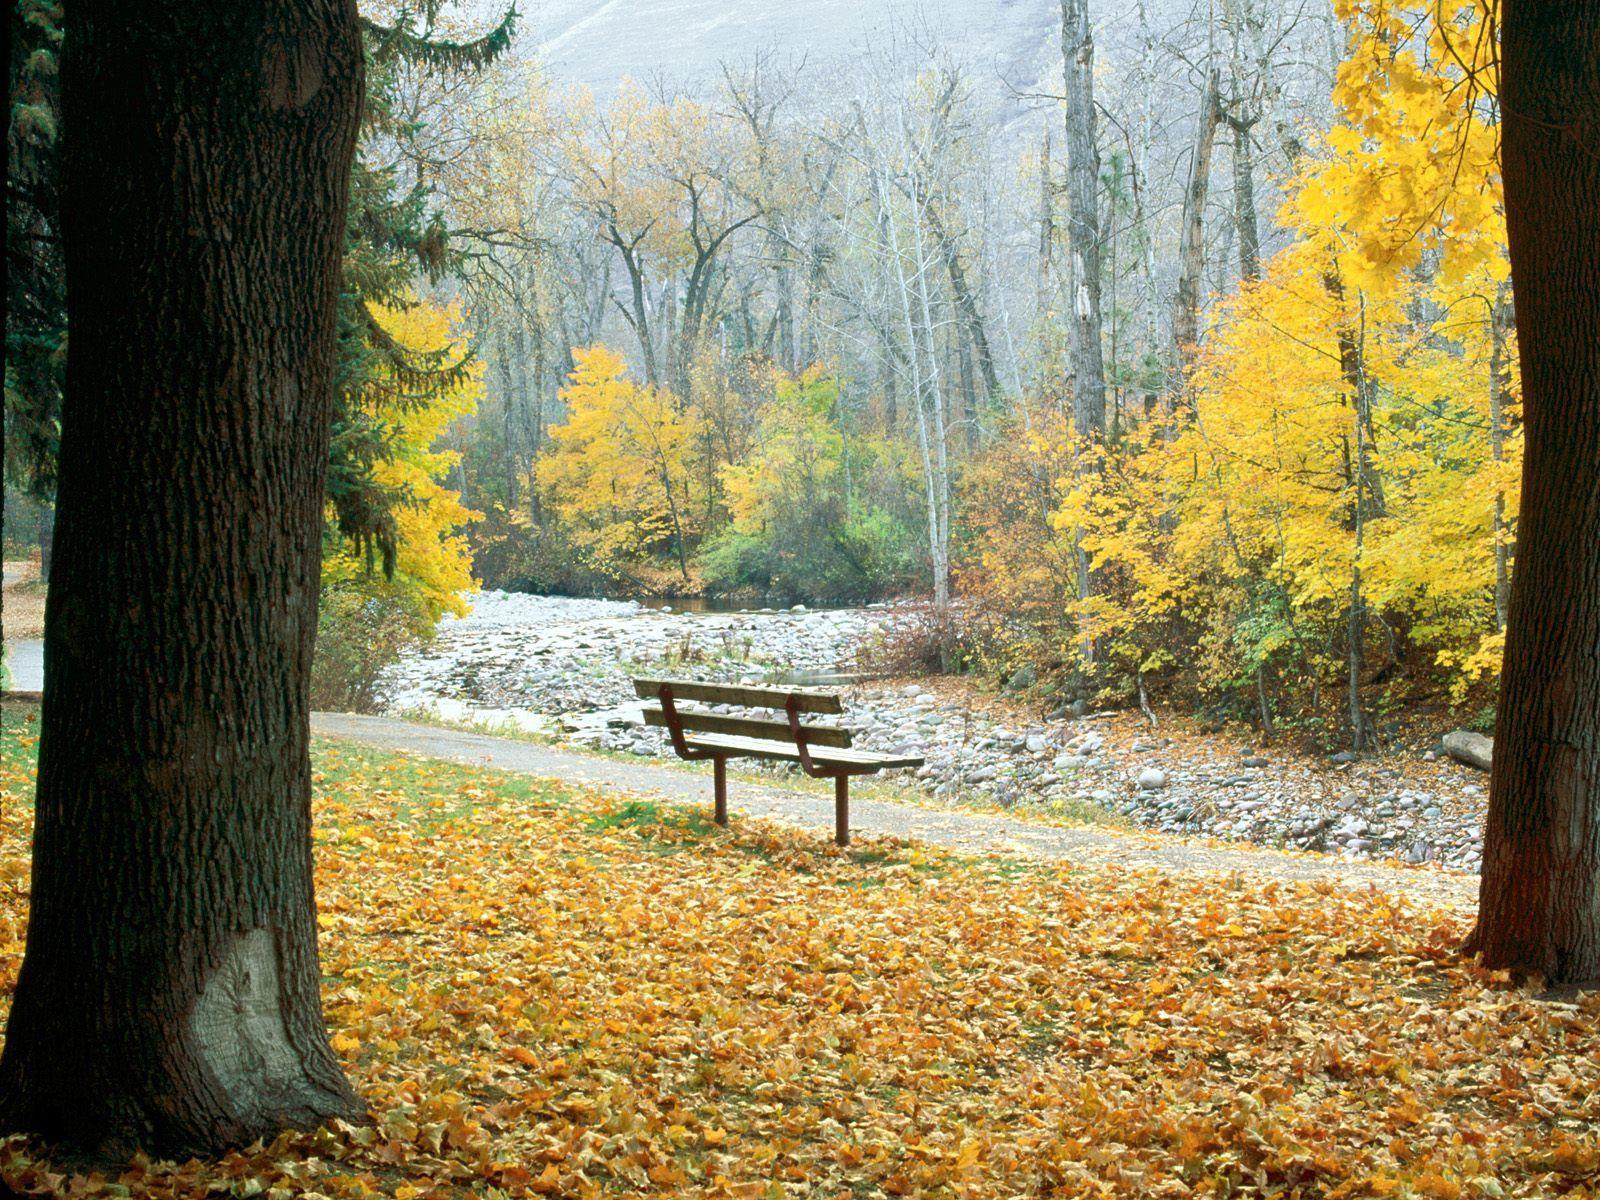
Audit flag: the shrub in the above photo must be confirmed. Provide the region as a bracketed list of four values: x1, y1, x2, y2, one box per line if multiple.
[698, 507, 920, 607]
[311, 579, 433, 713]
[855, 601, 992, 677]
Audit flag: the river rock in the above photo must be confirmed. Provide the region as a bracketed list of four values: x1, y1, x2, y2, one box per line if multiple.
[1137, 767, 1167, 791]
[1442, 730, 1493, 771]
[1006, 664, 1038, 692]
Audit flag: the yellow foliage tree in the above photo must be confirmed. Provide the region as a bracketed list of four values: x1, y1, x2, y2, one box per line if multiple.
[539, 345, 702, 582]
[316, 296, 482, 709]
[720, 369, 843, 536]
[967, 0, 1518, 734]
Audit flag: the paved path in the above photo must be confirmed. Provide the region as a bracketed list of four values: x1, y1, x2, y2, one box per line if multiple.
[3, 641, 43, 691]
[313, 713, 1477, 910]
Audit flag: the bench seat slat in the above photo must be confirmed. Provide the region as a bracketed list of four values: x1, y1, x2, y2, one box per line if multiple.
[642, 706, 852, 748]
[632, 677, 843, 714]
[683, 732, 923, 772]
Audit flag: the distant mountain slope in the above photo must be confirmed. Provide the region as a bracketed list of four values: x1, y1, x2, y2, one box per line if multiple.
[529, 0, 1059, 112]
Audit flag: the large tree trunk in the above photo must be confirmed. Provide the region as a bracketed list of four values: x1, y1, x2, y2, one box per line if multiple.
[1467, 0, 1600, 988]
[36, 504, 54, 584]
[0, 0, 367, 1158]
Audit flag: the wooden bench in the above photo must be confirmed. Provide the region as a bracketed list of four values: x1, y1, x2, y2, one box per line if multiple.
[632, 677, 923, 846]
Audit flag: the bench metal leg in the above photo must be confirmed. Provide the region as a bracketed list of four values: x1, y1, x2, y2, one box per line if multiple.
[834, 774, 849, 847]
[713, 755, 728, 827]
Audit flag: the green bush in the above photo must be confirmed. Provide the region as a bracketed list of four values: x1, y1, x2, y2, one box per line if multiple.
[698, 505, 919, 606]
[696, 528, 776, 596]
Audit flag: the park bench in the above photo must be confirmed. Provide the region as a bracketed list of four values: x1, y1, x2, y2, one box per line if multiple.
[632, 677, 923, 846]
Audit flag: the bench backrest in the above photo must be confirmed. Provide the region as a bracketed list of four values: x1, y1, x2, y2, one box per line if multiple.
[632, 677, 852, 748]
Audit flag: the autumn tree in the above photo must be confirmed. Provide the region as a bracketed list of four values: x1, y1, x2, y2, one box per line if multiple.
[315, 297, 484, 712]
[557, 84, 678, 388]
[447, 68, 616, 579]
[0, 0, 366, 1158]
[538, 345, 701, 583]
[326, 3, 513, 575]
[645, 92, 763, 403]
[707, 368, 918, 603]
[1466, 0, 1600, 988]
[959, 0, 1523, 737]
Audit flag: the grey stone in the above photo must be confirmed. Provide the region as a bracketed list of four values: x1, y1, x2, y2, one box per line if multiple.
[1442, 730, 1492, 771]
[1006, 664, 1038, 692]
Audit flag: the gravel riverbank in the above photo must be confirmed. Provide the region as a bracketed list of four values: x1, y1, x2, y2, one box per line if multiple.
[385, 591, 1489, 872]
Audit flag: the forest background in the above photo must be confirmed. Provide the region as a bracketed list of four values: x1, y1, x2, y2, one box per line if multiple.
[4, 0, 1514, 750]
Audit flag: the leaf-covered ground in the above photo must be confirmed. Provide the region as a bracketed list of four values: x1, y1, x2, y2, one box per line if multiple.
[1, 709, 1596, 1199]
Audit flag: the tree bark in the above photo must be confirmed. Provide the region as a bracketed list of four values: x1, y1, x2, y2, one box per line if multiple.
[37, 505, 54, 584]
[1060, 0, 1107, 438]
[0, 0, 367, 1158]
[1332, 280, 1381, 753]
[1229, 109, 1261, 282]
[1488, 283, 1514, 632]
[1171, 69, 1222, 398]
[1061, 0, 1106, 672]
[1467, 0, 1600, 988]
